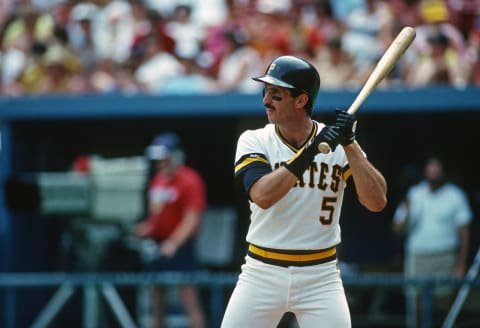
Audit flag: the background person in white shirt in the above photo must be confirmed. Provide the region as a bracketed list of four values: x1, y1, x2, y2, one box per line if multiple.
[393, 156, 473, 325]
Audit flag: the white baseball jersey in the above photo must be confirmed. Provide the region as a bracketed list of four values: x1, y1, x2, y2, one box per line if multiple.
[234, 121, 353, 251]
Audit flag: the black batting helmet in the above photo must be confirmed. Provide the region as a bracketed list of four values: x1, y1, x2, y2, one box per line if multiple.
[252, 55, 321, 113]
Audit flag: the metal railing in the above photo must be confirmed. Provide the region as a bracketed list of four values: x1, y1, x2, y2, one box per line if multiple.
[0, 271, 479, 328]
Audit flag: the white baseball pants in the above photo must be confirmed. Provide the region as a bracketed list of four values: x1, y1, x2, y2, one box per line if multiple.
[221, 256, 351, 327]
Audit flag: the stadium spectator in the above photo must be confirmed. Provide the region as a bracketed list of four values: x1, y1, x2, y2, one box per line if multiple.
[249, 9, 296, 59]
[213, 27, 264, 94]
[406, 30, 469, 87]
[0, 0, 14, 30]
[89, 57, 133, 94]
[49, 0, 76, 28]
[2, 4, 54, 54]
[330, 0, 365, 22]
[2, 0, 480, 96]
[92, 0, 134, 64]
[68, 2, 99, 72]
[413, 0, 467, 57]
[311, 36, 358, 89]
[446, 0, 480, 40]
[134, 132, 207, 328]
[9, 41, 47, 95]
[302, 0, 346, 57]
[38, 42, 82, 94]
[133, 34, 183, 94]
[387, 0, 424, 27]
[130, 7, 176, 65]
[191, 0, 228, 28]
[393, 156, 473, 326]
[1, 4, 53, 93]
[159, 55, 216, 95]
[200, 2, 253, 78]
[164, 4, 206, 60]
[342, 0, 395, 76]
[465, 9, 480, 85]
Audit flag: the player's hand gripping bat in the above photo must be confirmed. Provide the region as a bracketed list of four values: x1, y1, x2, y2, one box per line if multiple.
[318, 26, 416, 153]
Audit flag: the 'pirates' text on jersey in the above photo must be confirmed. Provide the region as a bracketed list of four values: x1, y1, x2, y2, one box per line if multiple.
[234, 121, 355, 250]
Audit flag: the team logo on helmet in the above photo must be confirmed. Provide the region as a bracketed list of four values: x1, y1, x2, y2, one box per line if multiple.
[267, 63, 276, 74]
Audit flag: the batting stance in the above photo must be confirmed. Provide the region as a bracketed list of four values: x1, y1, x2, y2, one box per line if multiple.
[221, 56, 387, 327]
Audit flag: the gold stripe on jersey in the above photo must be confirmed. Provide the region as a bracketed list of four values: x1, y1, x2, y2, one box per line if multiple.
[343, 167, 352, 180]
[234, 153, 270, 175]
[248, 244, 336, 262]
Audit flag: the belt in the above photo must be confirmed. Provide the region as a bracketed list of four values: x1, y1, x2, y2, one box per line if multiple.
[247, 244, 337, 267]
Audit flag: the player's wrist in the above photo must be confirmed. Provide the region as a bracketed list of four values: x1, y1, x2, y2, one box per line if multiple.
[284, 147, 316, 178]
[340, 134, 355, 146]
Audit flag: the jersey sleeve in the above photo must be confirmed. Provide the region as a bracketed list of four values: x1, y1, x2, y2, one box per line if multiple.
[453, 187, 473, 226]
[233, 129, 272, 195]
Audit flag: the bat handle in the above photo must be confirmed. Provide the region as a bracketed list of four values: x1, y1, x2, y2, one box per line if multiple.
[318, 142, 330, 154]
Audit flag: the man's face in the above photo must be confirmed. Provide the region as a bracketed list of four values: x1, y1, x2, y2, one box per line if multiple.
[262, 84, 301, 124]
[155, 157, 173, 173]
[424, 158, 445, 187]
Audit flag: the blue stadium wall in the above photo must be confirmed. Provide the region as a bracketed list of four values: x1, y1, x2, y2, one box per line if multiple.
[0, 86, 479, 326]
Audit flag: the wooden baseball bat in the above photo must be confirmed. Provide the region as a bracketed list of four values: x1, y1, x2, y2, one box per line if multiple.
[318, 26, 416, 153]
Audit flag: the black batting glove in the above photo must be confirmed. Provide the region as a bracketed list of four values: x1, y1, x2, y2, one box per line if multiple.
[335, 109, 357, 146]
[285, 125, 339, 178]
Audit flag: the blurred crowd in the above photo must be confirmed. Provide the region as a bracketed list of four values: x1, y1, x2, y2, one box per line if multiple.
[1, 0, 480, 97]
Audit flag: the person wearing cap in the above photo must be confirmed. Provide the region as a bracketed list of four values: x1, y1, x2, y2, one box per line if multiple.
[134, 132, 206, 328]
[222, 55, 387, 327]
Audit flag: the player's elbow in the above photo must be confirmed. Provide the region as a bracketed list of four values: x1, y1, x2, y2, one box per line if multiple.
[256, 202, 273, 210]
[250, 193, 275, 209]
[361, 195, 387, 213]
[370, 202, 387, 213]
[249, 187, 277, 209]
[253, 198, 275, 210]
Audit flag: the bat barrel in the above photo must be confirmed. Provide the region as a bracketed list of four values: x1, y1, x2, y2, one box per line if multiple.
[318, 26, 416, 153]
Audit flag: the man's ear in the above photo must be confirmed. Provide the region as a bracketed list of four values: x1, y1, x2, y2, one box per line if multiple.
[296, 93, 308, 108]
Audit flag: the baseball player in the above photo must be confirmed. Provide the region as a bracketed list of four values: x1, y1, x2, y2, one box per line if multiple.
[221, 55, 387, 327]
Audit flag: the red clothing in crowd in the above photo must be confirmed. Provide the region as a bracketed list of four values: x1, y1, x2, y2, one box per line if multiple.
[145, 165, 206, 240]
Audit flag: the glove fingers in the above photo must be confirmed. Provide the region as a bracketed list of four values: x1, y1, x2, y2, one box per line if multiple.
[335, 109, 356, 122]
[320, 126, 339, 152]
[334, 109, 356, 146]
[322, 126, 339, 139]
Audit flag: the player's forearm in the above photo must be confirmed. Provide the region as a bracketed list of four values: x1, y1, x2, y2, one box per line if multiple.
[344, 142, 387, 212]
[249, 167, 298, 209]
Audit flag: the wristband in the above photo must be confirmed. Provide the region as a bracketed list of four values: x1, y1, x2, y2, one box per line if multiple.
[284, 125, 339, 178]
[284, 146, 317, 178]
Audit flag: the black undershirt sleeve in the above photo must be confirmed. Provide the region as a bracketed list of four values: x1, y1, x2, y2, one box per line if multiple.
[234, 153, 272, 200]
[241, 164, 272, 197]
